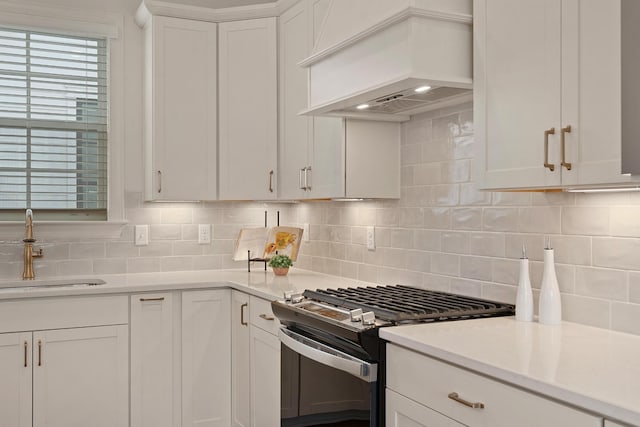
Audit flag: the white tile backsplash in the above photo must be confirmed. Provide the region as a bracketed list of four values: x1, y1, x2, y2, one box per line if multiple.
[2, 102, 640, 336]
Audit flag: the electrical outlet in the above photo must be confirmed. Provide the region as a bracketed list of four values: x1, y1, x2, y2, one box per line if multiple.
[198, 224, 211, 244]
[366, 226, 375, 251]
[303, 223, 310, 242]
[135, 225, 149, 246]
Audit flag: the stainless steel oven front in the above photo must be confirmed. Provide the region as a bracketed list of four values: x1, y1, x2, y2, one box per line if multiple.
[279, 327, 380, 427]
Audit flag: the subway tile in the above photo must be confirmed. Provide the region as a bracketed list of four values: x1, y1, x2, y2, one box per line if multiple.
[441, 160, 470, 183]
[413, 230, 441, 251]
[402, 115, 431, 144]
[377, 209, 399, 227]
[413, 163, 441, 185]
[460, 256, 492, 281]
[127, 258, 161, 274]
[139, 242, 173, 257]
[468, 232, 505, 257]
[424, 208, 451, 229]
[399, 208, 424, 228]
[518, 207, 561, 234]
[192, 208, 224, 224]
[611, 302, 640, 335]
[432, 113, 461, 141]
[530, 262, 575, 293]
[161, 208, 192, 224]
[610, 207, 640, 238]
[492, 258, 520, 285]
[345, 245, 364, 263]
[106, 242, 139, 258]
[358, 208, 377, 226]
[422, 274, 451, 292]
[402, 186, 432, 207]
[69, 243, 105, 259]
[329, 226, 351, 243]
[593, 237, 640, 270]
[432, 184, 459, 206]
[93, 258, 127, 275]
[551, 236, 591, 266]
[561, 294, 611, 329]
[182, 225, 199, 241]
[378, 267, 422, 287]
[340, 261, 359, 280]
[390, 229, 415, 249]
[357, 264, 378, 283]
[562, 207, 609, 236]
[450, 278, 482, 297]
[58, 259, 93, 276]
[161, 256, 194, 272]
[441, 232, 468, 254]
[351, 227, 366, 245]
[630, 272, 640, 304]
[492, 192, 531, 206]
[150, 224, 182, 240]
[575, 266, 628, 302]
[173, 241, 203, 256]
[405, 250, 430, 273]
[329, 243, 346, 260]
[483, 208, 519, 232]
[193, 255, 222, 271]
[575, 192, 631, 206]
[431, 252, 460, 276]
[531, 191, 575, 206]
[505, 234, 545, 261]
[481, 282, 516, 304]
[451, 208, 482, 230]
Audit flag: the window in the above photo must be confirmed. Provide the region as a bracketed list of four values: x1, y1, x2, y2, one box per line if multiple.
[0, 27, 108, 220]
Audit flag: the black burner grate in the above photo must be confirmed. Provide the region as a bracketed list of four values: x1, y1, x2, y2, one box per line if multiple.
[303, 285, 515, 323]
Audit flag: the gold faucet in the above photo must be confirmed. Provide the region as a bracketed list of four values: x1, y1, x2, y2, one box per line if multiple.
[23, 209, 43, 280]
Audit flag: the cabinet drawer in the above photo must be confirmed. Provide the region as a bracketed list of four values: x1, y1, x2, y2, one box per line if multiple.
[249, 296, 279, 335]
[0, 295, 128, 333]
[386, 344, 601, 427]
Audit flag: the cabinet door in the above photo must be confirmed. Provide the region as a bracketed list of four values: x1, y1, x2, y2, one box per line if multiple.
[561, 0, 636, 187]
[474, 0, 562, 189]
[310, 117, 345, 198]
[33, 325, 128, 427]
[219, 18, 278, 200]
[131, 293, 175, 427]
[250, 325, 280, 427]
[232, 291, 251, 427]
[279, 1, 312, 200]
[0, 332, 32, 427]
[146, 16, 217, 201]
[182, 290, 231, 427]
[386, 389, 465, 427]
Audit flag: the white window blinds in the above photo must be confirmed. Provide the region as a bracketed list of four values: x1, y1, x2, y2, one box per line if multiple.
[0, 27, 108, 220]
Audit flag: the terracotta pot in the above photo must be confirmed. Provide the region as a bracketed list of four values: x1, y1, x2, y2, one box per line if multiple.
[272, 267, 289, 276]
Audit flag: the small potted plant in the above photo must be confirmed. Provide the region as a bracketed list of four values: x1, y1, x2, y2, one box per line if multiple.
[268, 254, 293, 276]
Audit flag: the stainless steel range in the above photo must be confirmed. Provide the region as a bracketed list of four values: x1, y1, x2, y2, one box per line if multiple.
[272, 284, 515, 427]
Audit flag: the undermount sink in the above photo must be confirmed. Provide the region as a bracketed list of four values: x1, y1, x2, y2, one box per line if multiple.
[0, 278, 106, 291]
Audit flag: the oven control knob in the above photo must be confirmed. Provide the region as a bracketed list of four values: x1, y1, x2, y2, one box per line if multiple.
[362, 311, 376, 326]
[283, 291, 293, 302]
[291, 293, 304, 304]
[349, 308, 363, 322]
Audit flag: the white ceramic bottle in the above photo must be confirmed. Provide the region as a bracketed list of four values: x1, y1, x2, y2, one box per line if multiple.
[515, 244, 533, 322]
[538, 237, 562, 325]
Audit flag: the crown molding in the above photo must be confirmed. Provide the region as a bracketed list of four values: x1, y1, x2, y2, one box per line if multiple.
[135, 0, 299, 27]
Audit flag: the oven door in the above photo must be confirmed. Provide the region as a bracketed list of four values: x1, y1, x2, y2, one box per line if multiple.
[279, 327, 379, 427]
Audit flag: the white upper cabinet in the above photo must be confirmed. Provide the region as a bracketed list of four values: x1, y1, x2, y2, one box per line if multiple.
[140, 15, 218, 201]
[219, 18, 278, 200]
[475, 0, 638, 190]
[279, 0, 345, 200]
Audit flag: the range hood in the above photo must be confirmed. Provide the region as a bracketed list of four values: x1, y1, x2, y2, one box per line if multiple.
[300, 0, 473, 122]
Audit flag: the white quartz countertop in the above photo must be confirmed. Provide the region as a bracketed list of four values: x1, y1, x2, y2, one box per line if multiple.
[380, 317, 640, 426]
[0, 268, 368, 301]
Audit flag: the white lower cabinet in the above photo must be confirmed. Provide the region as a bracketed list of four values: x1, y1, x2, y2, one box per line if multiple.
[131, 289, 231, 427]
[386, 344, 602, 427]
[131, 293, 175, 427]
[182, 290, 231, 427]
[231, 292, 281, 427]
[0, 296, 128, 427]
[386, 389, 464, 427]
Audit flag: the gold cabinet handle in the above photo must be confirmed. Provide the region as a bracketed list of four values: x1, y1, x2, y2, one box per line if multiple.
[561, 125, 572, 170]
[544, 127, 556, 171]
[299, 168, 306, 190]
[240, 303, 248, 326]
[448, 392, 484, 409]
[139, 297, 165, 302]
[268, 170, 274, 193]
[24, 341, 28, 368]
[157, 170, 162, 194]
[37, 340, 42, 367]
[259, 313, 275, 321]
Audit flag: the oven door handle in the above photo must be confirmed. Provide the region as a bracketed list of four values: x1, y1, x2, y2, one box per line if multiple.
[279, 327, 377, 383]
